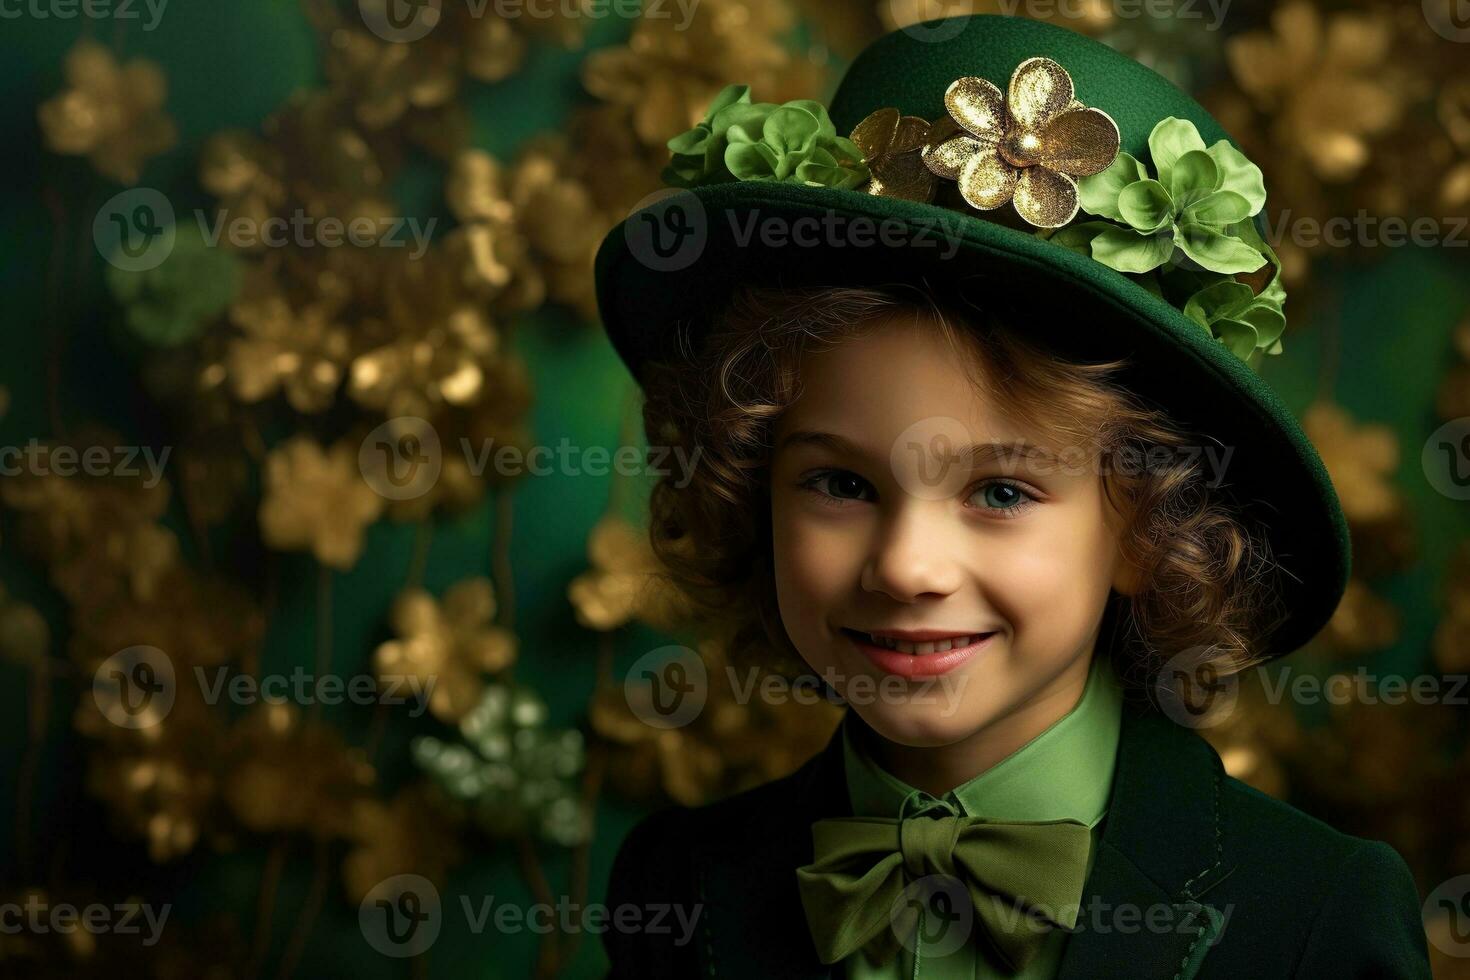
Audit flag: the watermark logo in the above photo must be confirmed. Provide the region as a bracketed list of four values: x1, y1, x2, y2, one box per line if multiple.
[625, 645, 708, 729]
[890, 874, 974, 957]
[1151, 647, 1238, 729]
[1424, 0, 1470, 43]
[1423, 418, 1470, 500]
[1425, 875, 1470, 957]
[361, 874, 442, 957]
[890, 416, 976, 501]
[359, 417, 443, 501]
[94, 188, 176, 272]
[93, 649, 435, 726]
[890, 0, 972, 42]
[93, 646, 175, 730]
[624, 188, 708, 272]
[95, 191, 438, 267]
[359, 0, 441, 42]
[355, 417, 704, 499]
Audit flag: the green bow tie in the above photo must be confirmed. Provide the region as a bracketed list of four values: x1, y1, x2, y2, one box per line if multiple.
[795, 792, 1093, 972]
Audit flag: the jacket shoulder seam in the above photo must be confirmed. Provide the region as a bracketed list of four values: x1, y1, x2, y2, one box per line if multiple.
[1287, 838, 1370, 979]
[1179, 761, 1224, 899]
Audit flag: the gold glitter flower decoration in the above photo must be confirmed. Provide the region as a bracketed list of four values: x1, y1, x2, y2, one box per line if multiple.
[507, 146, 610, 321]
[921, 57, 1120, 228]
[321, 27, 459, 131]
[224, 702, 375, 839]
[1433, 541, 1470, 675]
[1317, 578, 1400, 657]
[881, 0, 1114, 38]
[1303, 401, 1414, 578]
[37, 40, 178, 184]
[0, 588, 49, 669]
[342, 784, 461, 904]
[581, 0, 816, 150]
[374, 577, 518, 723]
[1198, 676, 1300, 799]
[1225, 1, 1402, 183]
[568, 514, 690, 632]
[77, 680, 227, 861]
[198, 131, 287, 242]
[1302, 401, 1400, 525]
[850, 108, 937, 203]
[592, 639, 841, 806]
[0, 443, 179, 607]
[349, 254, 503, 418]
[68, 568, 262, 672]
[258, 436, 384, 569]
[223, 264, 352, 414]
[1437, 315, 1470, 422]
[444, 149, 536, 303]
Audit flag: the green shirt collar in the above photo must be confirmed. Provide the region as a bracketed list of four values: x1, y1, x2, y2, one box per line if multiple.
[842, 653, 1124, 827]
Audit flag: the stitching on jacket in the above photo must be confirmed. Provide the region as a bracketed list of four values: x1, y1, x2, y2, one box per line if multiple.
[1171, 904, 1210, 980]
[1179, 765, 1223, 899]
[697, 862, 717, 978]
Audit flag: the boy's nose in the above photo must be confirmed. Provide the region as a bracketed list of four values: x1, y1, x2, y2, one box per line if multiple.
[859, 506, 964, 602]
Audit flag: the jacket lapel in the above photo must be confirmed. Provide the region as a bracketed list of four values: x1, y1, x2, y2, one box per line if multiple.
[697, 712, 851, 978]
[1055, 696, 1233, 980]
[700, 695, 1233, 979]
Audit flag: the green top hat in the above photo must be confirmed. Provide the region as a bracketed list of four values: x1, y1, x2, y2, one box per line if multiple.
[593, 14, 1349, 658]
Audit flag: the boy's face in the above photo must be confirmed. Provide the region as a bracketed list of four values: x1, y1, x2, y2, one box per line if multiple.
[769, 312, 1134, 749]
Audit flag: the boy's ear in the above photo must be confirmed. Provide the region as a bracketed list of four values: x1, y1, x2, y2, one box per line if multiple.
[1112, 555, 1145, 598]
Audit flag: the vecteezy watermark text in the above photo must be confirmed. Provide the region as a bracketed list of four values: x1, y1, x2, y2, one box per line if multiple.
[92, 647, 437, 730]
[358, 0, 700, 45]
[0, 0, 168, 30]
[358, 874, 702, 958]
[359, 417, 704, 501]
[0, 440, 170, 488]
[94, 189, 438, 273]
[0, 896, 170, 947]
[194, 666, 435, 718]
[196, 209, 436, 260]
[621, 646, 974, 731]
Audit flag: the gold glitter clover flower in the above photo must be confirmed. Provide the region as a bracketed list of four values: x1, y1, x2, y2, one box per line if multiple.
[849, 107, 938, 203]
[374, 577, 518, 723]
[921, 57, 1121, 228]
[37, 40, 178, 185]
[258, 436, 385, 569]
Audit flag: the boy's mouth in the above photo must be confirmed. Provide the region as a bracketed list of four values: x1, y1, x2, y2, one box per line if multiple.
[840, 628, 995, 655]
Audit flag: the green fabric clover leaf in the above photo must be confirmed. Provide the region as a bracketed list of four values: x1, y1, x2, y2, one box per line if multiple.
[664, 84, 869, 191]
[1175, 216, 1286, 359]
[664, 83, 752, 186]
[105, 221, 241, 348]
[1076, 117, 1268, 277]
[1049, 206, 1286, 361]
[1050, 116, 1285, 362]
[411, 684, 589, 847]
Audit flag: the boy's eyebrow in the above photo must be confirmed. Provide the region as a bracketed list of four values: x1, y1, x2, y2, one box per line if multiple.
[775, 430, 1059, 466]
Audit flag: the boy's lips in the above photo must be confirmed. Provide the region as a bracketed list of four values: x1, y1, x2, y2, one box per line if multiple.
[840, 628, 997, 678]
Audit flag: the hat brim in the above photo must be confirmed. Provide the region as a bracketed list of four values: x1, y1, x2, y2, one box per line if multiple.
[594, 179, 1349, 657]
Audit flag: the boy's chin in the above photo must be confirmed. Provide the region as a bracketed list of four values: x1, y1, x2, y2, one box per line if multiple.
[850, 698, 1001, 750]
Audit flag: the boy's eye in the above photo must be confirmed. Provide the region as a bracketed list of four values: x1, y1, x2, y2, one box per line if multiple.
[973, 481, 1031, 512]
[798, 470, 1038, 516]
[800, 469, 874, 503]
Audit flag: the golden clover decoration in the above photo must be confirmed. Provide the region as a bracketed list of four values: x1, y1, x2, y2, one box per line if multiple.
[916, 57, 1120, 228]
[849, 108, 938, 203]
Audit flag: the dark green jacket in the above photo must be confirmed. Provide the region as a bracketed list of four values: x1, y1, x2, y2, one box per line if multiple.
[603, 696, 1431, 978]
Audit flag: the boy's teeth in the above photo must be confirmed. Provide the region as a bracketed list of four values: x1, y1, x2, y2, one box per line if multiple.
[866, 632, 981, 654]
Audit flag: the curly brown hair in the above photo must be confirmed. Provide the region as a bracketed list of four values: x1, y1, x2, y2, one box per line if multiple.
[637, 278, 1289, 693]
